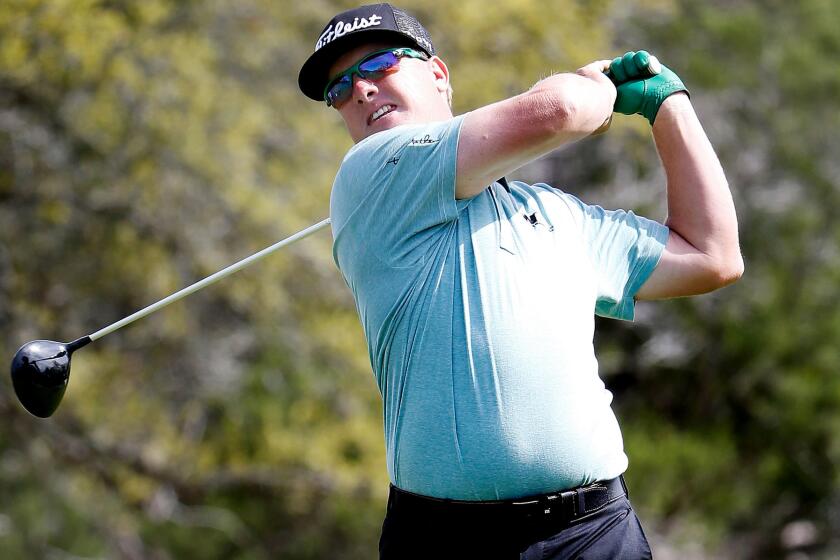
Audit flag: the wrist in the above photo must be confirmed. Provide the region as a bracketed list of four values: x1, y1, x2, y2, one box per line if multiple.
[651, 92, 692, 129]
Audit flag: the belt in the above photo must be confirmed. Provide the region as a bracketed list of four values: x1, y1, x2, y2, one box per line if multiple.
[389, 476, 628, 526]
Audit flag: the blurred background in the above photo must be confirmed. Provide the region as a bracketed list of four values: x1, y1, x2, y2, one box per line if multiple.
[1, 0, 838, 558]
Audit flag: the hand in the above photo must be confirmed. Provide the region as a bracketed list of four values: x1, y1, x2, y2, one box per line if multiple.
[606, 51, 661, 84]
[576, 59, 617, 98]
[576, 59, 617, 135]
[608, 51, 689, 125]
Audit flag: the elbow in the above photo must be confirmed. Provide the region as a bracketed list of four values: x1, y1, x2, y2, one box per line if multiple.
[709, 252, 745, 289]
[529, 77, 612, 136]
[687, 256, 743, 296]
[527, 88, 578, 135]
[545, 94, 611, 137]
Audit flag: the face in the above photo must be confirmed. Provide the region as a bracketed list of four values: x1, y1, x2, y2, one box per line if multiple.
[326, 42, 452, 143]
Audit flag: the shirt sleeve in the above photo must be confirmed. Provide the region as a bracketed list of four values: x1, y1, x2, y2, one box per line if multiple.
[562, 193, 670, 321]
[330, 116, 465, 269]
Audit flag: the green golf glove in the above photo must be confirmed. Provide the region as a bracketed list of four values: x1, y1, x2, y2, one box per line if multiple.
[607, 50, 660, 84]
[608, 51, 689, 125]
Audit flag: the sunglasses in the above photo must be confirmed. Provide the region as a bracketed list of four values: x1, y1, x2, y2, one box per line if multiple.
[324, 47, 430, 107]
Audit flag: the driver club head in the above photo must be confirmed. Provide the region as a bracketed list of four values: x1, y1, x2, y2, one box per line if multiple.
[10, 339, 74, 418]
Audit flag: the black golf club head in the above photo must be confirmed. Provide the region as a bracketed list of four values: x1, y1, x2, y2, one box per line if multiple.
[10, 337, 90, 418]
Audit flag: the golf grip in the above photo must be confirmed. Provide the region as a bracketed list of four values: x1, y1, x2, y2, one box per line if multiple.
[87, 218, 332, 342]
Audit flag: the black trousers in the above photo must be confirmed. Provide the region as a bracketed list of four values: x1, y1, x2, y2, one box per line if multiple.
[379, 482, 653, 560]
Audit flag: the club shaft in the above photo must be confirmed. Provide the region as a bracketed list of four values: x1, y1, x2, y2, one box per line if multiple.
[88, 218, 331, 342]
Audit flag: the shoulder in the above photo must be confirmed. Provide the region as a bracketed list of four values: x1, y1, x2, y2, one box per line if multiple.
[330, 117, 467, 234]
[338, 117, 465, 176]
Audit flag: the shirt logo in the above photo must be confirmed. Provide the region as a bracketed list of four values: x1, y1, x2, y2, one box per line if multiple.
[316, 15, 383, 50]
[409, 134, 438, 146]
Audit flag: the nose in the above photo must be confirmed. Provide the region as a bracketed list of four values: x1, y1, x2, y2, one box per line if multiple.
[352, 74, 378, 104]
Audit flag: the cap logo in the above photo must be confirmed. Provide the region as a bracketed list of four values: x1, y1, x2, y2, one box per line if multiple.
[316, 14, 384, 51]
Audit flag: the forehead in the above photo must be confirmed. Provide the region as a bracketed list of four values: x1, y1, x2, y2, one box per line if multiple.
[327, 42, 398, 81]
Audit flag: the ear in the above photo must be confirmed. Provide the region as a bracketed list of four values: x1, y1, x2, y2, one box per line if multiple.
[429, 56, 450, 94]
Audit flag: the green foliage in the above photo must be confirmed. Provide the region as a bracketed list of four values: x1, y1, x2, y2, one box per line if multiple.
[589, 0, 840, 556]
[1, 0, 839, 558]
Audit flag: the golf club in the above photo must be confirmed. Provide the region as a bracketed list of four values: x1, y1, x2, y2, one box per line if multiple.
[10, 217, 331, 418]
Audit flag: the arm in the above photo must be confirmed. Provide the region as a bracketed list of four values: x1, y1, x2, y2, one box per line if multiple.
[635, 93, 744, 299]
[455, 60, 616, 199]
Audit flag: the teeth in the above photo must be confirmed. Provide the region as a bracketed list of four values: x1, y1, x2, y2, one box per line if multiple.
[372, 105, 394, 122]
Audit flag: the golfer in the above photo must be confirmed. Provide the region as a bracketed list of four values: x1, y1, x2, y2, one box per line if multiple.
[298, 4, 742, 559]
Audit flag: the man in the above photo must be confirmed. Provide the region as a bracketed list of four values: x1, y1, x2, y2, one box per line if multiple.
[298, 4, 742, 559]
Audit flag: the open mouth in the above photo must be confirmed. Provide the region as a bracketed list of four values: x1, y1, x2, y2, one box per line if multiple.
[369, 104, 396, 125]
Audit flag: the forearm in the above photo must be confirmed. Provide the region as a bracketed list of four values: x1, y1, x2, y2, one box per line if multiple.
[653, 94, 743, 277]
[456, 63, 615, 198]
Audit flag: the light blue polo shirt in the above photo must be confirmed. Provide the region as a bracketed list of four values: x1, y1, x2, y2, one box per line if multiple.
[330, 115, 669, 500]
